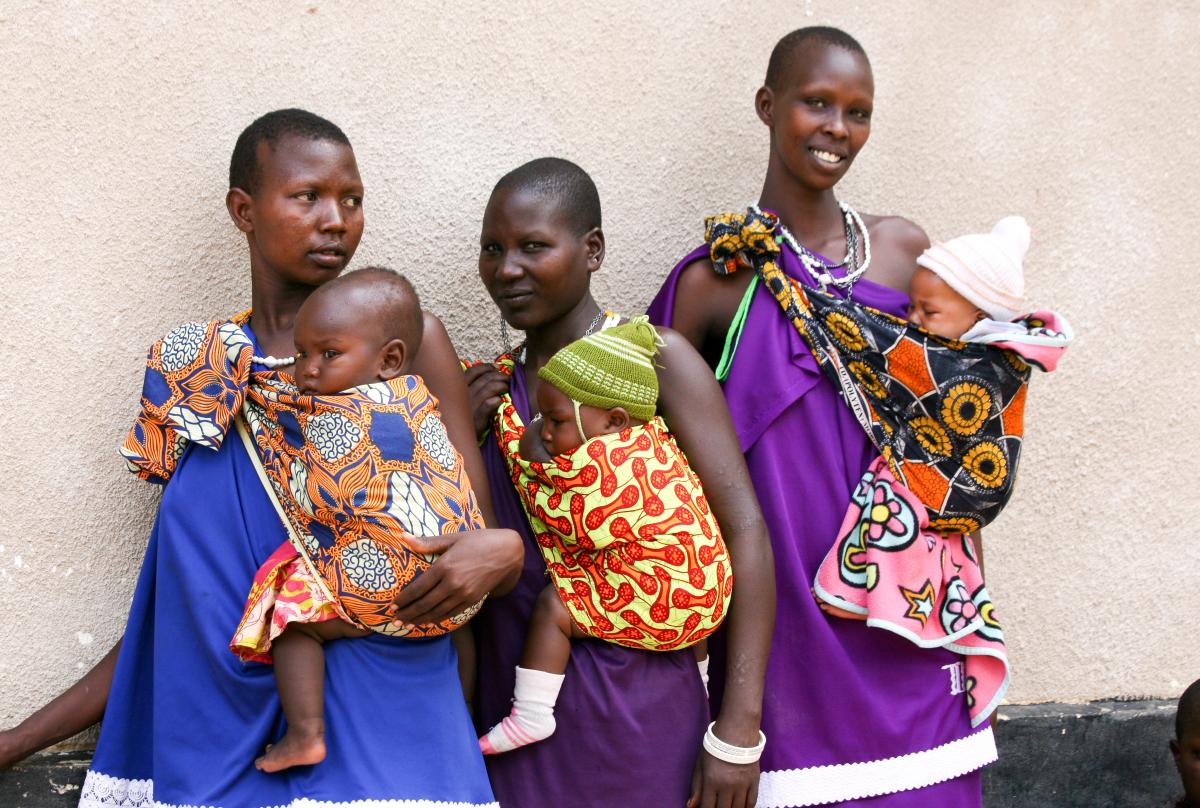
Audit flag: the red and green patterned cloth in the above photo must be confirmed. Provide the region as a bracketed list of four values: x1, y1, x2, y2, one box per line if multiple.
[491, 355, 731, 651]
[122, 314, 484, 657]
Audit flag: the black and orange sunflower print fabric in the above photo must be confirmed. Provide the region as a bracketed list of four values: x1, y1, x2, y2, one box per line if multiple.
[705, 209, 1035, 531]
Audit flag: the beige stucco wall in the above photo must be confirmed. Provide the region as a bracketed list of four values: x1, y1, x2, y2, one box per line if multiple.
[2, 0, 1196, 732]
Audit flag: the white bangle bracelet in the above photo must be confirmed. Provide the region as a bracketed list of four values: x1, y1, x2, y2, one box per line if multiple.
[702, 721, 766, 765]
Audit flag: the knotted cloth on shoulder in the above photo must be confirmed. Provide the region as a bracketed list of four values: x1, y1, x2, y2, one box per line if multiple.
[491, 356, 731, 651]
[705, 208, 1073, 533]
[122, 315, 484, 638]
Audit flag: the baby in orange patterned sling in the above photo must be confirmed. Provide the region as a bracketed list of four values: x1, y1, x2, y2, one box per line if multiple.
[479, 317, 732, 755]
[123, 267, 487, 774]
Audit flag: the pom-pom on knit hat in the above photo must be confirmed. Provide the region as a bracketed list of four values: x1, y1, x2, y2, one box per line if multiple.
[538, 316, 662, 421]
[916, 215, 1030, 321]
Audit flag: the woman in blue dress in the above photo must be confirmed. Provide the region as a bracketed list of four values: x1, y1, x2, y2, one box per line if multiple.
[0, 109, 523, 808]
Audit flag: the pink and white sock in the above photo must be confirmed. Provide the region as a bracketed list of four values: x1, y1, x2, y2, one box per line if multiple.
[479, 666, 565, 755]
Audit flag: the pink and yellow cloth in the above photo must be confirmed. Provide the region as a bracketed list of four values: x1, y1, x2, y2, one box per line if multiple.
[121, 314, 484, 663]
[706, 210, 1072, 725]
[491, 357, 731, 651]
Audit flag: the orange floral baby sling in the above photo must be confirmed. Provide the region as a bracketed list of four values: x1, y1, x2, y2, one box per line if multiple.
[492, 356, 731, 651]
[121, 314, 484, 639]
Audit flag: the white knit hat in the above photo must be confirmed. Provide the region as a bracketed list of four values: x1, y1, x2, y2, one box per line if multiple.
[915, 216, 1030, 321]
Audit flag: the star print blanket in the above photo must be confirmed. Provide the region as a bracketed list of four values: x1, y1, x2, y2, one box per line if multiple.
[491, 357, 731, 651]
[705, 210, 1072, 725]
[121, 315, 484, 662]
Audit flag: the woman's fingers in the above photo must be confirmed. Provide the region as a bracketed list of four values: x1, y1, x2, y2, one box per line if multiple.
[465, 368, 510, 437]
[464, 365, 508, 397]
[685, 757, 702, 808]
[391, 565, 439, 612]
[399, 593, 461, 627]
[393, 529, 523, 623]
[391, 566, 456, 625]
[695, 751, 758, 808]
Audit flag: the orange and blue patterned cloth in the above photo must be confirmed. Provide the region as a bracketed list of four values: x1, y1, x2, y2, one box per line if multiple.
[706, 209, 1071, 726]
[491, 357, 731, 651]
[121, 314, 484, 662]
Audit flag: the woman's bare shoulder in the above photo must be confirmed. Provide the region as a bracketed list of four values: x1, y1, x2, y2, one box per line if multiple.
[861, 214, 930, 293]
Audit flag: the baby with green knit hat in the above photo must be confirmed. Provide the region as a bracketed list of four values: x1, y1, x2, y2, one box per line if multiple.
[481, 317, 729, 755]
[524, 316, 661, 460]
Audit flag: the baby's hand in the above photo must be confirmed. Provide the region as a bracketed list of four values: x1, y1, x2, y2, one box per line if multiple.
[811, 587, 866, 621]
[518, 419, 552, 463]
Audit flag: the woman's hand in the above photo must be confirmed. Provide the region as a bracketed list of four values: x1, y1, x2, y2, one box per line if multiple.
[688, 750, 760, 808]
[391, 528, 523, 626]
[463, 363, 510, 440]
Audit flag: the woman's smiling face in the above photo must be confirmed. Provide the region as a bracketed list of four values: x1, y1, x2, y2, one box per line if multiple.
[478, 186, 597, 332]
[758, 43, 874, 192]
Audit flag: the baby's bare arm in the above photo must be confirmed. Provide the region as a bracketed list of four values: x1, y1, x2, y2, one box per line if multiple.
[518, 420, 552, 462]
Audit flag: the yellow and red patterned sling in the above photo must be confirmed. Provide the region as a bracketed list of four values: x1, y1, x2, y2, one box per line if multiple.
[492, 362, 731, 651]
[121, 315, 485, 655]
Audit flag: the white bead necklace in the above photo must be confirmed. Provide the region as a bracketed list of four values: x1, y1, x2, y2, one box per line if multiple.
[754, 202, 872, 291]
[252, 353, 295, 368]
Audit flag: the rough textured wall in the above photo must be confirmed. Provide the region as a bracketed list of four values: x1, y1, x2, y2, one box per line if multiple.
[1, 0, 1195, 730]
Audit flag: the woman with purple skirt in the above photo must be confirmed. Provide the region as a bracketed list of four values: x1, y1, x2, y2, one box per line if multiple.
[647, 27, 997, 807]
[466, 157, 775, 808]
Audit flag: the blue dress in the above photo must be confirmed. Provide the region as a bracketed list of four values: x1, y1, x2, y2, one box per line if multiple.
[81, 328, 496, 808]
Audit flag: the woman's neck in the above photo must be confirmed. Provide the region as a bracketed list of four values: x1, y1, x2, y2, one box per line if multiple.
[759, 170, 845, 248]
[523, 294, 603, 370]
[248, 270, 311, 356]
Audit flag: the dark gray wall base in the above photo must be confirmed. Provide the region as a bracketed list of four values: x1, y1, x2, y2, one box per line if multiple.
[983, 699, 1180, 807]
[0, 700, 1183, 807]
[1, 750, 90, 808]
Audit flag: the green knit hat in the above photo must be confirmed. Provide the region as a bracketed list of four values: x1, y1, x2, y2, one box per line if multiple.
[538, 316, 662, 421]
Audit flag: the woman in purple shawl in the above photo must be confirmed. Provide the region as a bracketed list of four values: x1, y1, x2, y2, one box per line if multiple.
[647, 28, 996, 807]
[466, 158, 775, 808]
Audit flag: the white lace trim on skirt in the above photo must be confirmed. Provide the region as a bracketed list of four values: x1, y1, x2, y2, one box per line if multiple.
[79, 770, 499, 808]
[755, 725, 996, 807]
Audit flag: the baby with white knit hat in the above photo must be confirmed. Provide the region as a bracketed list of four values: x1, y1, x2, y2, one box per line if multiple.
[908, 215, 1032, 341]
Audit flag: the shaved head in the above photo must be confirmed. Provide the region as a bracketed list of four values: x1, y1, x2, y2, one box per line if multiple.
[307, 266, 423, 356]
[765, 26, 869, 92]
[492, 157, 601, 236]
[229, 108, 351, 194]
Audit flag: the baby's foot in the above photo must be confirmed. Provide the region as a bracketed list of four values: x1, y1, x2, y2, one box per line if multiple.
[479, 711, 556, 755]
[812, 588, 866, 621]
[255, 720, 326, 773]
[478, 667, 565, 755]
